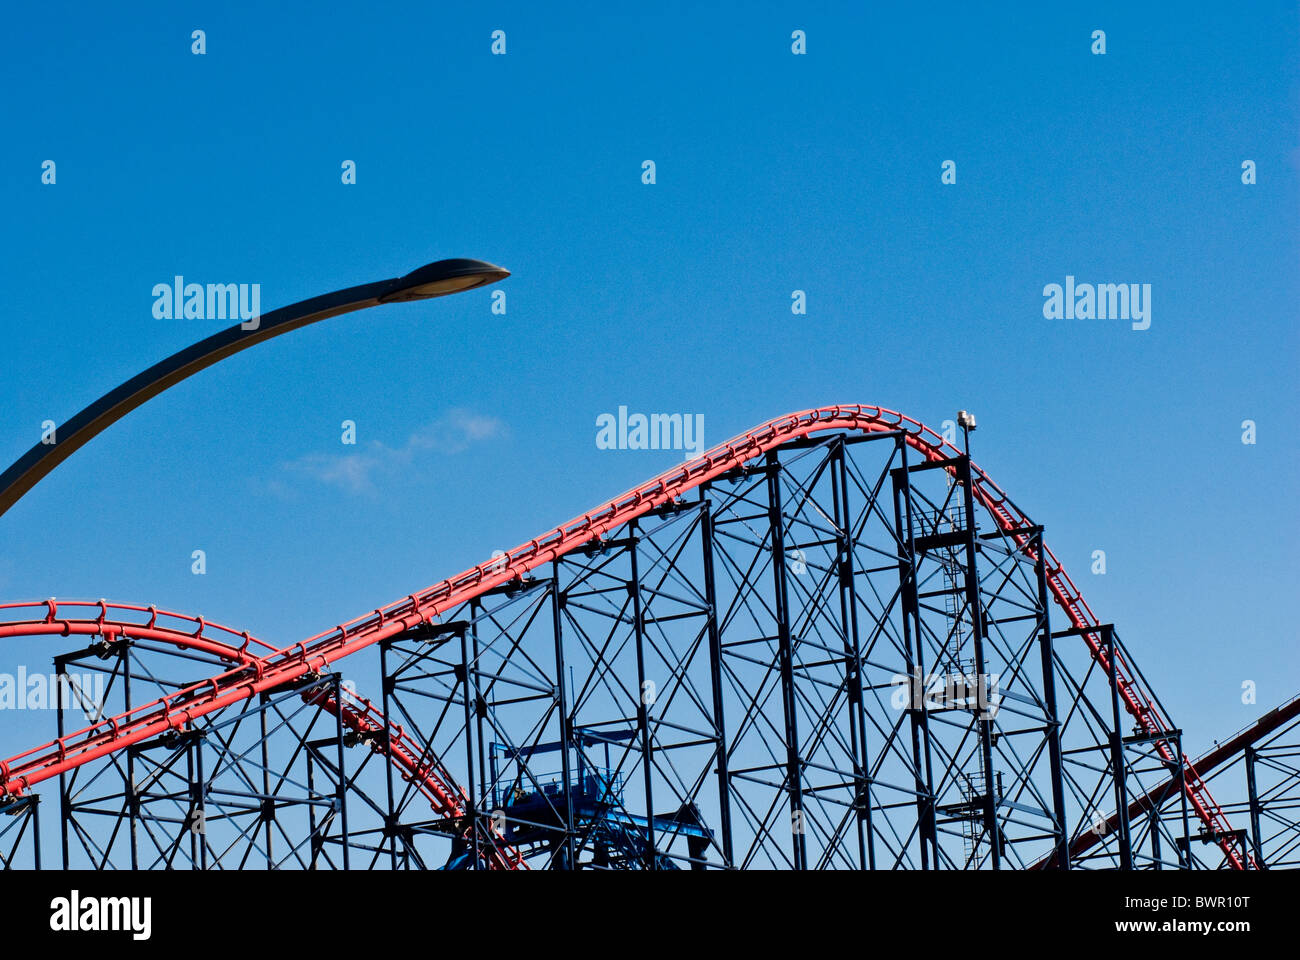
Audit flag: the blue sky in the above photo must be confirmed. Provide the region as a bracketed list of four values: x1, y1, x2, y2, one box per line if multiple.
[0, 1, 1297, 811]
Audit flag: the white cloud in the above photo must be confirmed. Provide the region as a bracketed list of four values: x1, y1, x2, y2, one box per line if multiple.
[278, 408, 506, 495]
[409, 408, 506, 453]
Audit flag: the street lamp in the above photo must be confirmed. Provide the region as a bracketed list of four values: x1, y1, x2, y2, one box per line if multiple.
[956, 409, 977, 455]
[0, 257, 509, 518]
[379, 258, 509, 302]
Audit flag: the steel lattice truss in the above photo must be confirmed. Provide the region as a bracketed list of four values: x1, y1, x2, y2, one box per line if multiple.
[1153, 698, 1300, 870]
[0, 405, 1277, 870]
[1233, 711, 1300, 868]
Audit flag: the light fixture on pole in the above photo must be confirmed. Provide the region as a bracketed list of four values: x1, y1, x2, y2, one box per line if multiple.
[956, 409, 977, 455]
[0, 258, 510, 518]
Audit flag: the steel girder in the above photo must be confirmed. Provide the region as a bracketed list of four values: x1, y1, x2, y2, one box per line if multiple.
[1, 425, 1261, 869]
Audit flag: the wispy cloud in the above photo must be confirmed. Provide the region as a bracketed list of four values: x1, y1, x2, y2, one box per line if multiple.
[276, 408, 506, 496]
[408, 409, 506, 454]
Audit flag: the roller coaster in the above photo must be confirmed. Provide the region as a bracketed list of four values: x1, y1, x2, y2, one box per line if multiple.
[0, 265, 1295, 871]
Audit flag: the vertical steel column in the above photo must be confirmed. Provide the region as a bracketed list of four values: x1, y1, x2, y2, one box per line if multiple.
[956, 455, 1001, 869]
[55, 657, 69, 869]
[1174, 736, 1192, 869]
[306, 741, 320, 867]
[191, 732, 207, 869]
[1030, 527, 1069, 870]
[549, 566, 577, 869]
[120, 642, 140, 870]
[628, 522, 658, 868]
[378, 639, 400, 869]
[259, 691, 274, 869]
[765, 449, 807, 870]
[1100, 627, 1134, 870]
[1245, 746, 1266, 869]
[31, 796, 41, 870]
[832, 438, 872, 869]
[1149, 803, 1162, 869]
[471, 598, 490, 834]
[699, 492, 735, 866]
[458, 626, 480, 868]
[332, 675, 350, 870]
[890, 440, 939, 869]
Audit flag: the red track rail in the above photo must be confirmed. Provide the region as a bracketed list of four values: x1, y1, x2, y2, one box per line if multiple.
[1044, 695, 1300, 868]
[0, 599, 278, 662]
[0, 600, 522, 866]
[0, 405, 1247, 868]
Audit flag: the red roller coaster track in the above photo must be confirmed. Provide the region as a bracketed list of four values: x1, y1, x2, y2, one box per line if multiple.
[0, 405, 1248, 868]
[0, 599, 527, 868]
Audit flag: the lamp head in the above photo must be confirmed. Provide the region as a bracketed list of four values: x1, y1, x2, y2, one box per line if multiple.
[379, 258, 510, 303]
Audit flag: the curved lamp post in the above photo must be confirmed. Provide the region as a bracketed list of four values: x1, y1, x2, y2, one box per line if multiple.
[0, 257, 509, 518]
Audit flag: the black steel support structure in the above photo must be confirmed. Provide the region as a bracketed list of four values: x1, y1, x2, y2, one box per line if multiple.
[11, 427, 1248, 870]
